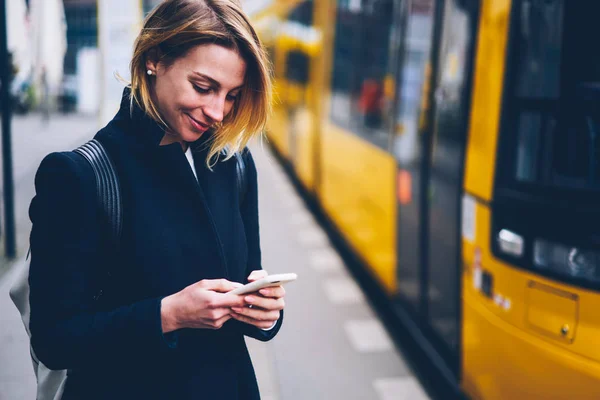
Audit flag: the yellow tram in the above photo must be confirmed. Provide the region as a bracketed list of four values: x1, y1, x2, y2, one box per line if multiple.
[250, 0, 600, 398]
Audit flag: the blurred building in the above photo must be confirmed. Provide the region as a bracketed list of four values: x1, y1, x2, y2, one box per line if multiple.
[63, 0, 97, 75]
[7, 0, 30, 79]
[28, 0, 67, 107]
[59, 0, 96, 113]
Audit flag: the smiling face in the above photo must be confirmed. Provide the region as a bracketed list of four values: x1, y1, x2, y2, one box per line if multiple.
[146, 43, 247, 147]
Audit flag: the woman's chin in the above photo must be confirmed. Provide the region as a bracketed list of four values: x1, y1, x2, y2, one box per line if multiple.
[180, 128, 205, 142]
[183, 132, 205, 143]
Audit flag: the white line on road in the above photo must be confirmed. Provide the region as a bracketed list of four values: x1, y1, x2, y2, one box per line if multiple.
[323, 277, 365, 305]
[308, 248, 345, 273]
[373, 377, 430, 400]
[296, 226, 329, 247]
[344, 319, 394, 353]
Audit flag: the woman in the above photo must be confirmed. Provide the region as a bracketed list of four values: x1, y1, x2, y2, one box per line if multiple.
[28, 0, 285, 398]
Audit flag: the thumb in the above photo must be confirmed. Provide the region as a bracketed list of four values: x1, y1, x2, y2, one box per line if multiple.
[199, 279, 243, 293]
[247, 269, 268, 283]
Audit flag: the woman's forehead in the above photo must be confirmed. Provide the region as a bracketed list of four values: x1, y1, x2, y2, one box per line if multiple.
[178, 44, 246, 90]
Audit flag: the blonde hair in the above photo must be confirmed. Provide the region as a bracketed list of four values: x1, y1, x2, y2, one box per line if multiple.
[130, 0, 272, 166]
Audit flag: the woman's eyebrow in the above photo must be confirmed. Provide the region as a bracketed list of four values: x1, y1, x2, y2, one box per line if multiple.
[191, 71, 243, 91]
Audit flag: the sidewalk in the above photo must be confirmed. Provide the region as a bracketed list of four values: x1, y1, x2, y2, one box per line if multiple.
[0, 113, 99, 276]
[0, 260, 36, 399]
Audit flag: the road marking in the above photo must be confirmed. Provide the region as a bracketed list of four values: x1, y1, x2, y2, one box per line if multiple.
[344, 319, 394, 353]
[323, 277, 365, 305]
[297, 226, 329, 247]
[373, 377, 430, 400]
[308, 248, 345, 273]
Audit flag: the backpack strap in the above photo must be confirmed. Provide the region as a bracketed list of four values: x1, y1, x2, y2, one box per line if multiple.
[234, 150, 248, 206]
[74, 139, 122, 302]
[74, 139, 122, 248]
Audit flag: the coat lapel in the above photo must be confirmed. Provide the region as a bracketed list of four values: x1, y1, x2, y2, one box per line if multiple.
[154, 142, 231, 279]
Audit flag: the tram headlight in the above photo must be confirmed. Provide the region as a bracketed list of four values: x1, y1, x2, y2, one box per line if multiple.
[534, 239, 600, 281]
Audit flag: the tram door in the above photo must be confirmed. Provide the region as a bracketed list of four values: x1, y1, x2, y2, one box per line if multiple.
[282, 0, 319, 192]
[395, 0, 478, 374]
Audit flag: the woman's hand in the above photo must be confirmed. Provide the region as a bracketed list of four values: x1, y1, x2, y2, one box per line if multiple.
[161, 279, 247, 332]
[230, 270, 286, 330]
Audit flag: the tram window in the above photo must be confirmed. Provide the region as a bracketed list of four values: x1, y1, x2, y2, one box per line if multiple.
[285, 51, 310, 85]
[515, 0, 563, 99]
[393, 2, 435, 163]
[280, 0, 313, 85]
[502, 0, 600, 192]
[329, 0, 395, 150]
[288, 0, 313, 25]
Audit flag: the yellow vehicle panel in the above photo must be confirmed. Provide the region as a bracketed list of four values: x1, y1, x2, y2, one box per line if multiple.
[463, 290, 600, 400]
[266, 11, 324, 191]
[267, 96, 290, 158]
[292, 103, 316, 190]
[269, 80, 315, 190]
[320, 122, 396, 293]
[462, 202, 600, 399]
[463, 0, 510, 202]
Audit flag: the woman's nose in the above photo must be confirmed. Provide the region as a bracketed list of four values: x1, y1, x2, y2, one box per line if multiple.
[203, 96, 225, 123]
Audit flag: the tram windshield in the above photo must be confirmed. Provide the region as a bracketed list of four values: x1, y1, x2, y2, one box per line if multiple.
[501, 0, 600, 194]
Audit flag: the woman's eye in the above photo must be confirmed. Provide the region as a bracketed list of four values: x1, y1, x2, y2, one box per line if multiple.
[193, 85, 210, 94]
[226, 94, 238, 101]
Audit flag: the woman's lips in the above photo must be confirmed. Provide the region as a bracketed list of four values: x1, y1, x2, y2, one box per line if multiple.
[186, 113, 209, 132]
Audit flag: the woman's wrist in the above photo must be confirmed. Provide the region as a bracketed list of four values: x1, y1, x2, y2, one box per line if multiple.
[161, 294, 180, 333]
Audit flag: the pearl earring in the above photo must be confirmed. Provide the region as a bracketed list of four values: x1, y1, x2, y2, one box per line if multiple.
[147, 69, 153, 76]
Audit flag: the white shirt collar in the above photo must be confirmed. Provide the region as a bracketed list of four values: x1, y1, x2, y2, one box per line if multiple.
[184, 147, 198, 181]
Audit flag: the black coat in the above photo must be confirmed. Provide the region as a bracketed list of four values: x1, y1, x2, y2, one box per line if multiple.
[28, 89, 282, 399]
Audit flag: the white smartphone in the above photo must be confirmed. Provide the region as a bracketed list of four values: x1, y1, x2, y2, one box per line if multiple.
[228, 273, 298, 295]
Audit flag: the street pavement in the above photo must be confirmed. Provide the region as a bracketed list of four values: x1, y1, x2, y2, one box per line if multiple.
[0, 259, 36, 399]
[0, 112, 429, 400]
[0, 112, 99, 275]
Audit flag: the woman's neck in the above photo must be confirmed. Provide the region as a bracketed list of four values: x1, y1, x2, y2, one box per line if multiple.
[160, 133, 189, 152]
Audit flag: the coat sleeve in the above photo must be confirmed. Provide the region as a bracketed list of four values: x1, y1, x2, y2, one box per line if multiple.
[28, 152, 177, 371]
[237, 149, 283, 341]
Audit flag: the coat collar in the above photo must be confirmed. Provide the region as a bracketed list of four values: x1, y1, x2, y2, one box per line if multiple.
[111, 87, 215, 154]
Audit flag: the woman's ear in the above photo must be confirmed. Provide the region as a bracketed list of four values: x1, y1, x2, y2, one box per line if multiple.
[145, 48, 160, 75]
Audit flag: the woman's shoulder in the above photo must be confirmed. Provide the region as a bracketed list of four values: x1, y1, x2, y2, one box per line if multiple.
[35, 150, 96, 194]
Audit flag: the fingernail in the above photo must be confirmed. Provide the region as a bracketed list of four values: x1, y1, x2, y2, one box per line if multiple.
[259, 289, 268, 295]
[232, 307, 242, 312]
[245, 296, 254, 303]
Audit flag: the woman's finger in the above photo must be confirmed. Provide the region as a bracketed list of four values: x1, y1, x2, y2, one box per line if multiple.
[258, 285, 286, 299]
[205, 291, 247, 309]
[206, 313, 233, 330]
[244, 295, 284, 311]
[230, 311, 278, 330]
[197, 278, 243, 293]
[231, 305, 281, 321]
[247, 269, 268, 282]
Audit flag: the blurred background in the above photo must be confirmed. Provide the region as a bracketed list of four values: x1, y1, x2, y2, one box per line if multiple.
[1, 0, 600, 399]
